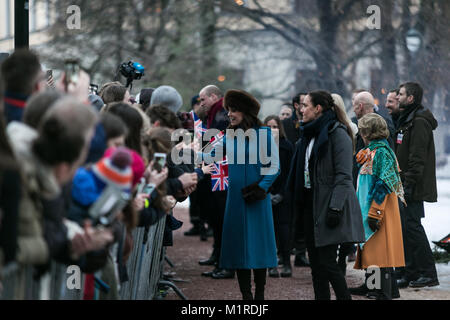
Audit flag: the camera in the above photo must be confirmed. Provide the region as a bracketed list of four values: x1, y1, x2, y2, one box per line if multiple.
[119, 61, 145, 88]
[88, 185, 130, 226]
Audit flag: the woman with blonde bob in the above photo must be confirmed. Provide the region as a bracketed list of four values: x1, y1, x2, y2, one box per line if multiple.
[353, 113, 405, 300]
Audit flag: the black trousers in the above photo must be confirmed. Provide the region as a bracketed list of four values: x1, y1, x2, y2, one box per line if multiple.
[303, 188, 351, 300]
[398, 200, 437, 281]
[188, 187, 205, 228]
[209, 189, 227, 260]
[272, 204, 292, 264]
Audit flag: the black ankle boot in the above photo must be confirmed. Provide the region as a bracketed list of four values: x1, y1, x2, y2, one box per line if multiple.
[254, 288, 264, 300]
[254, 268, 266, 300]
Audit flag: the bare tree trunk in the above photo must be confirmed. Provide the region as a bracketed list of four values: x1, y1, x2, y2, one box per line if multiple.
[379, 0, 398, 92]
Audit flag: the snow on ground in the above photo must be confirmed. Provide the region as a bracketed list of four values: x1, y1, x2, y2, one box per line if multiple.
[423, 179, 450, 249]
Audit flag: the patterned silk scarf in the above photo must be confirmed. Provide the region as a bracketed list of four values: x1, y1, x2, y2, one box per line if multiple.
[358, 139, 405, 204]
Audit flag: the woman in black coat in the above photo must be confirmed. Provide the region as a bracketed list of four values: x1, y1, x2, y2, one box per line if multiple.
[286, 91, 365, 300]
[263, 115, 294, 278]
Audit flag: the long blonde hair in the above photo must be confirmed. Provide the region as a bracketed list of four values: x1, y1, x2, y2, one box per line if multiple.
[331, 93, 358, 138]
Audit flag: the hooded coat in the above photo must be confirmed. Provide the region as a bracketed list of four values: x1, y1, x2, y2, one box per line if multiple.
[394, 105, 438, 203]
[287, 122, 365, 248]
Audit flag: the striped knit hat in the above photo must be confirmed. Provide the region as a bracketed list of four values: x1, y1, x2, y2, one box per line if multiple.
[92, 147, 133, 191]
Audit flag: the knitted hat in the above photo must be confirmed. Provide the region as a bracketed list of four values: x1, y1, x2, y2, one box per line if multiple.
[71, 147, 133, 207]
[223, 89, 260, 118]
[92, 147, 133, 191]
[150, 85, 183, 113]
[103, 147, 145, 187]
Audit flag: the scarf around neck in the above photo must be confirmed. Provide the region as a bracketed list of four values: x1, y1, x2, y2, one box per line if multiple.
[397, 101, 421, 129]
[365, 139, 405, 204]
[300, 109, 337, 160]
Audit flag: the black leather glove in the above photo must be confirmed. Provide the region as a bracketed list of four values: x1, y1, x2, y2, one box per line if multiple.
[242, 182, 267, 203]
[326, 209, 341, 228]
[368, 217, 380, 232]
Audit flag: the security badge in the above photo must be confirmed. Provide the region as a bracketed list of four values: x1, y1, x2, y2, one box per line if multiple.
[304, 170, 311, 188]
[396, 131, 404, 144]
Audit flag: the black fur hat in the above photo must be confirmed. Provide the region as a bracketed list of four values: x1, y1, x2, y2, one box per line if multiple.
[223, 89, 260, 118]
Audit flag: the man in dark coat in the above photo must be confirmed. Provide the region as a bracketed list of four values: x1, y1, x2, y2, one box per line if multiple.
[282, 92, 310, 267]
[197, 85, 233, 279]
[394, 82, 439, 288]
[282, 92, 305, 145]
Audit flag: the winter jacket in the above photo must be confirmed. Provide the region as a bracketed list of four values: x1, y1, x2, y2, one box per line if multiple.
[287, 122, 365, 248]
[394, 105, 438, 202]
[270, 137, 294, 224]
[282, 113, 301, 145]
[6, 122, 51, 265]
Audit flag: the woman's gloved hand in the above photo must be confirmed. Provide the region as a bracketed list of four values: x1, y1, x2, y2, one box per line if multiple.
[241, 182, 267, 203]
[326, 208, 341, 228]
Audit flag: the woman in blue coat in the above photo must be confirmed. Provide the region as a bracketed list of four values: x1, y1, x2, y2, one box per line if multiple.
[199, 89, 279, 300]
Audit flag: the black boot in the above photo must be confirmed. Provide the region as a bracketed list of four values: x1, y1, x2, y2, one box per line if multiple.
[294, 252, 310, 267]
[199, 225, 208, 242]
[254, 269, 266, 300]
[268, 268, 279, 278]
[184, 222, 202, 236]
[199, 249, 218, 266]
[237, 270, 253, 300]
[280, 263, 292, 278]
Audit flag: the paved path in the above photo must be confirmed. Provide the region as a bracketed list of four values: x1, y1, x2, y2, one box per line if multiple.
[163, 205, 450, 300]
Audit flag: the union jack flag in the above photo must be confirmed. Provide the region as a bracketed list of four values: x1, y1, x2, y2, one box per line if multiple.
[211, 160, 229, 191]
[209, 130, 224, 147]
[191, 111, 207, 139]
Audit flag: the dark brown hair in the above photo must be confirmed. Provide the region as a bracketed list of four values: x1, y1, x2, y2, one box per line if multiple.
[100, 84, 128, 104]
[142, 127, 172, 213]
[106, 102, 143, 155]
[263, 115, 286, 139]
[308, 90, 355, 150]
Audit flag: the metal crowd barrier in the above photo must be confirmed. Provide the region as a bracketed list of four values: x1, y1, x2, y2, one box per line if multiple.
[1, 214, 167, 300]
[120, 214, 167, 300]
[0, 262, 85, 300]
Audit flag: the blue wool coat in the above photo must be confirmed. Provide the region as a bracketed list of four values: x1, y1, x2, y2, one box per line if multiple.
[201, 126, 280, 269]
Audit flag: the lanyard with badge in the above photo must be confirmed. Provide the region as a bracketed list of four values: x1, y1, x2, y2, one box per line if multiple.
[397, 130, 404, 144]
